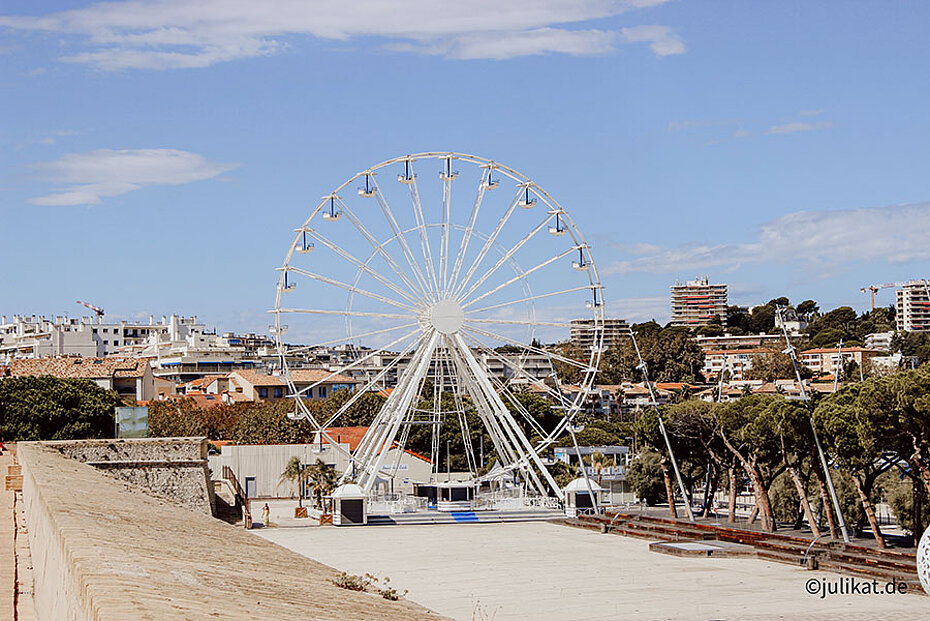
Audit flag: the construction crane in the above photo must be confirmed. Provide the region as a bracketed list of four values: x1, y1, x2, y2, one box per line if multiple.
[76, 300, 104, 317]
[859, 283, 898, 310]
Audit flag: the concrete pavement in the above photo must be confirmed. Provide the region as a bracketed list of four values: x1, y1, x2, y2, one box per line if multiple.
[256, 520, 930, 621]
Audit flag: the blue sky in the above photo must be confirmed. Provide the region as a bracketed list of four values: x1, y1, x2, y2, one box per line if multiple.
[2, 1, 929, 335]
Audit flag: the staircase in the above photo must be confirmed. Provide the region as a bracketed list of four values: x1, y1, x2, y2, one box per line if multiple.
[367, 508, 564, 526]
[567, 511, 922, 592]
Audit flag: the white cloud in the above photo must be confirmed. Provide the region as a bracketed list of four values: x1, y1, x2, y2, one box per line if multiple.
[620, 25, 685, 56]
[391, 28, 618, 60]
[30, 148, 239, 206]
[604, 202, 930, 275]
[766, 120, 833, 135]
[0, 0, 680, 69]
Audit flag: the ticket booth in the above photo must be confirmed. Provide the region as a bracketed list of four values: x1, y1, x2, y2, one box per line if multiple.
[564, 478, 603, 517]
[331, 483, 367, 526]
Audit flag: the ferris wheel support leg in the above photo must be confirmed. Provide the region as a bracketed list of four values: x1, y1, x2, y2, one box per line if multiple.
[358, 331, 440, 493]
[446, 344, 516, 465]
[451, 333, 561, 498]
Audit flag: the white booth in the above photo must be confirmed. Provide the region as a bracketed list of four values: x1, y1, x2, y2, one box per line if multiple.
[563, 478, 604, 517]
[331, 483, 368, 526]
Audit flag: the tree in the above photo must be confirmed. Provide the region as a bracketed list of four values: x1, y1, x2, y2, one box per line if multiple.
[814, 385, 891, 547]
[626, 450, 666, 505]
[305, 458, 339, 510]
[744, 352, 812, 382]
[599, 330, 705, 384]
[0, 376, 120, 441]
[279, 456, 308, 506]
[713, 395, 786, 532]
[749, 305, 776, 334]
[796, 300, 819, 321]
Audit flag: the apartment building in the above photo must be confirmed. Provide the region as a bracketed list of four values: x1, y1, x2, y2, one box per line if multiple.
[701, 349, 770, 381]
[569, 318, 630, 350]
[670, 278, 728, 327]
[0, 313, 204, 361]
[694, 333, 785, 352]
[896, 280, 930, 332]
[864, 331, 895, 352]
[800, 347, 883, 376]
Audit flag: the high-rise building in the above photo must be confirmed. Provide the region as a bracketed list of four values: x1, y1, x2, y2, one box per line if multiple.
[570, 318, 630, 350]
[670, 277, 728, 327]
[896, 280, 930, 332]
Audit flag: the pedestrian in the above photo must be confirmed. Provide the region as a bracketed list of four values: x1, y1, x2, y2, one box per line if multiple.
[262, 503, 271, 527]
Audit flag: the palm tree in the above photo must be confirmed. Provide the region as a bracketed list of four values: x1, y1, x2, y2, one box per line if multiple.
[279, 456, 307, 507]
[305, 458, 339, 510]
[591, 450, 607, 487]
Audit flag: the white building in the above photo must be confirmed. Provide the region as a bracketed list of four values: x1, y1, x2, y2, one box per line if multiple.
[896, 280, 930, 332]
[0, 313, 204, 361]
[864, 331, 895, 352]
[702, 349, 767, 381]
[569, 318, 630, 351]
[670, 277, 728, 327]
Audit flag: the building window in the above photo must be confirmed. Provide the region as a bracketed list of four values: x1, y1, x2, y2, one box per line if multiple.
[259, 387, 268, 399]
[319, 386, 327, 399]
[273, 387, 283, 399]
[113, 340, 119, 346]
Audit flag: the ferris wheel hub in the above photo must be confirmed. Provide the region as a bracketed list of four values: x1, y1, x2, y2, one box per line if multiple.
[428, 298, 465, 335]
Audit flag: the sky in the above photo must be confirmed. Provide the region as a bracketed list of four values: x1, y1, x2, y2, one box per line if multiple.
[2, 1, 930, 337]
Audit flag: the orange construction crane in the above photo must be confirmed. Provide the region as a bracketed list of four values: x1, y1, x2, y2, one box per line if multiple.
[859, 283, 898, 310]
[76, 300, 104, 317]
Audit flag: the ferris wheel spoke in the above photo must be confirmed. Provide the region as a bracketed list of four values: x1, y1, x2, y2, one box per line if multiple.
[368, 180, 436, 301]
[466, 286, 592, 315]
[336, 199, 430, 303]
[461, 247, 577, 309]
[302, 228, 421, 307]
[276, 308, 415, 320]
[457, 213, 554, 304]
[448, 167, 490, 295]
[461, 324, 593, 370]
[451, 187, 524, 298]
[439, 158, 454, 292]
[406, 169, 441, 298]
[285, 266, 419, 313]
[466, 318, 573, 328]
[318, 332, 427, 429]
[283, 322, 418, 352]
[449, 333, 558, 495]
[289, 327, 423, 398]
[459, 332, 575, 412]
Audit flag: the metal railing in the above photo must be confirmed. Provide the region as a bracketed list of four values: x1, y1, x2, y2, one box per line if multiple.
[222, 465, 252, 528]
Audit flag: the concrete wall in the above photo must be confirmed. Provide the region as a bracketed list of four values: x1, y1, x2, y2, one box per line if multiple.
[209, 443, 433, 499]
[17, 443, 439, 620]
[45, 437, 214, 515]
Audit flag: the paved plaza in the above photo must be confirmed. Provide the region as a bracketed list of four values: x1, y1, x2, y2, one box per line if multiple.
[257, 521, 930, 620]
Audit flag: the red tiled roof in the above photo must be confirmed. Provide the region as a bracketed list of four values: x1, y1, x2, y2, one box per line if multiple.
[229, 370, 286, 387]
[288, 369, 358, 385]
[10, 356, 148, 379]
[323, 426, 431, 464]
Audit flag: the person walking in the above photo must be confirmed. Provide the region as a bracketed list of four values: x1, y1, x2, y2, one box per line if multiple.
[261, 503, 271, 527]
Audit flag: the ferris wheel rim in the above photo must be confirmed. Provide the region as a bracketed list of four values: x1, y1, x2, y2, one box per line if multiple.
[272, 152, 606, 491]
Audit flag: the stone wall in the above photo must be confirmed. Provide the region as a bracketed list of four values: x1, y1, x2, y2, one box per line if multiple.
[44, 438, 214, 515]
[17, 443, 439, 620]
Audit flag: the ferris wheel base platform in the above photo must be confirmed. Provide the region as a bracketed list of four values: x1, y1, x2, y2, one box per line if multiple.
[366, 508, 564, 526]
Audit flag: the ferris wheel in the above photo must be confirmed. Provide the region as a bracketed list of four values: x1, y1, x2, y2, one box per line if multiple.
[272, 152, 604, 501]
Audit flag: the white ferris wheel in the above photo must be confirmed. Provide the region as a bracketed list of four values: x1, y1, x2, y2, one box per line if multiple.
[272, 152, 604, 505]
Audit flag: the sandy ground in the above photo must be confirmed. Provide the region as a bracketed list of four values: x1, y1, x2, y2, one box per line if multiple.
[256, 520, 930, 621]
